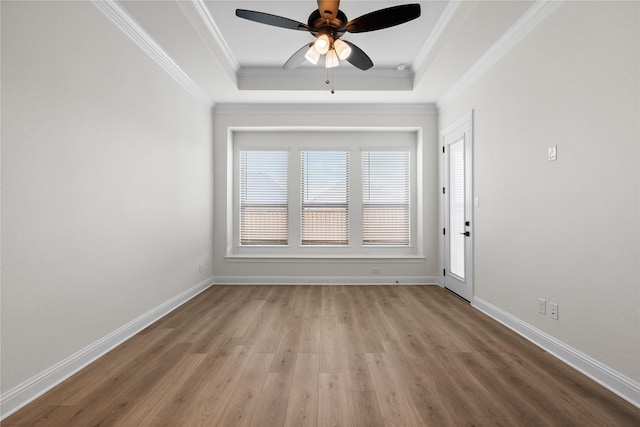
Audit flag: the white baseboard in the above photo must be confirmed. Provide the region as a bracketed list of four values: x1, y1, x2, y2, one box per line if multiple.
[213, 276, 442, 285]
[0, 276, 215, 421]
[473, 296, 640, 408]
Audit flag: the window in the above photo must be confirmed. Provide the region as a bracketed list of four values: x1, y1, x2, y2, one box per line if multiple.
[239, 150, 288, 245]
[301, 151, 349, 245]
[231, 129, 421, 259]
[362, 151, 410, 246]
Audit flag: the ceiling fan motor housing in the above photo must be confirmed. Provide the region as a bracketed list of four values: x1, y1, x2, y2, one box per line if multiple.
[307, 9, 348, 41]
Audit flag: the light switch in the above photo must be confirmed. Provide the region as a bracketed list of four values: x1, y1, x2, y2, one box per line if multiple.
[548, 145, 557, 161]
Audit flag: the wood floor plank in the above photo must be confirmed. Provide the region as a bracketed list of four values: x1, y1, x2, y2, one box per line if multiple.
[149, 344, 254, 426]
[186, 345, 256, 426]
[319, 285, 337, 316]
[298, 314, 323, 354]
[365, 352, 424, 427]
[434, 352, 502, 422]
[5, 285, 639, 427]
[231, 298, 267, 338]
[350, 288, 385, 353]
[291, 285, 311, 317]
[318, 373, 351, 427]
[305, 285, 323, 318]
[215, 352, 274, 427]
[284, 352, 319, 427]
[375, 293, 430, 354]
[159, 287, 246, 354]
[456, 349, 560, 425]
[112, 353, 206, 426]
[348, 391, 384, 427]
[382, 346, 454, 425]
[366, 296, 402, 344]
[250, 372, 292, 427]
[17, 327, 173, 412]
[319, 315, 346, 373]
[270, 315, 303, 373]
[238, 292, 282, 349]
[52, 343, 191, 426]
[341, 322, 375, 392]
[335, 290, 354, 324]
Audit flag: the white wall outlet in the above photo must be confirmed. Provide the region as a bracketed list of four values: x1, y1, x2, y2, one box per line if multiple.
[548, 145, 557, 161]
[371, 268, 380, 275]
[474, 196, 480, 208]
[549, 302, 558, 320]
[538, 298, 547, 314]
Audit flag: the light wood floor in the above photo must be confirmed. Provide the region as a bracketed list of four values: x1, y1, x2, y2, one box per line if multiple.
[4, 285, 639, 426]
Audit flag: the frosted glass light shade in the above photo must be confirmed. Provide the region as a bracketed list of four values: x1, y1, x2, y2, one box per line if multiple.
[314, 34, 330, 54]
[326, 49, 339, 68]
[305, 46, 320, 64]
[333, 39, 352, 60]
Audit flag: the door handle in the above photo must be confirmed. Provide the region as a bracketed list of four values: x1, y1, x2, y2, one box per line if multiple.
[459, 231, 470, 237]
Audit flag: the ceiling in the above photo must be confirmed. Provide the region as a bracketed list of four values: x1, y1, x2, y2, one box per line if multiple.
[117, 0, 536, 105]
[213, 1, 448, 69]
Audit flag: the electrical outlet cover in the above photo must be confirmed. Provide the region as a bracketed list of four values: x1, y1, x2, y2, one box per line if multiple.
[550, 302, 558, 320]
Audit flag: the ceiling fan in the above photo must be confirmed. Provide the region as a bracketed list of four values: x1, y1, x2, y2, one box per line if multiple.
[236, 1, 421, 71]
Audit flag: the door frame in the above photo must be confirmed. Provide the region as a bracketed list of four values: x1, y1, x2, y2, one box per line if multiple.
[441, 111, 474, 301]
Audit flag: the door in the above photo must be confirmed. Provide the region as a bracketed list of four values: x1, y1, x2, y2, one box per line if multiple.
[442, 112, 473, 301]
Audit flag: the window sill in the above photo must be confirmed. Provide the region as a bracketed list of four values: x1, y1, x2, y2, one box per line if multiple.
[224, 254, 426, 263]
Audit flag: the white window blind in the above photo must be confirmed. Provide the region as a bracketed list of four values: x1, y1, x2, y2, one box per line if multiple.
[301, 151, 349, 245]
[239, 150, 288, 245]
[362, 151, 410, 246]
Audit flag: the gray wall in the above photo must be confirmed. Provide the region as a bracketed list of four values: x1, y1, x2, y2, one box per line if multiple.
[212, 106, 440, 283]
[1, 1, 214, 393]
[439, 1, 639, 381]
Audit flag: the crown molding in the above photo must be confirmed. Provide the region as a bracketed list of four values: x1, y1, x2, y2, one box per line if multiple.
[92, 0, 211, 106]
[192, 0, 239, 71]
[213, 103, 437, 116]
[412, 0, 463, 83]
[437, 0, 564, 109]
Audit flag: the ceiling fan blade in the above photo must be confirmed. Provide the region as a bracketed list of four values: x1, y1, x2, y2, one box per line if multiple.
[342, 41, 373, 70]
[345, 4, 421, 33]
[283, 43, 314, 69]
[317, 0, 340, 20]
[236, 9, 310, 31]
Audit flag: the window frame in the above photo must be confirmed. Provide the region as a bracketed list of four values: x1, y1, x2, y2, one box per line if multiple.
[227, 127, 424, 261]
[361, 150, 411, 246]
[239, 149, 289, 246]
[300, 150, 350, 246]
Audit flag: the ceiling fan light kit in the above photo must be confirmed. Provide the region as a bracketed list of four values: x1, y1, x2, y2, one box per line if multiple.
[314, 34, 331, 55]
[326, 49, 340, 68]
[305, 46, 321, 64]
[235, 1, 421, 71]
[333, 39, 352, 60]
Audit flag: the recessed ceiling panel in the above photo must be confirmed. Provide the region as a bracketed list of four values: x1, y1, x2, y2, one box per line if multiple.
[206, 1, 448, 70]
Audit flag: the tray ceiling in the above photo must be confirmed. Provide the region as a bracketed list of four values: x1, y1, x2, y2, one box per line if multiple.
[115, 0, 537, 104]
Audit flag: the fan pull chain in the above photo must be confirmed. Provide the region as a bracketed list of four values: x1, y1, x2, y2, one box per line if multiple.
[325, 68, 335, 94]
[331, 68, 335, 94]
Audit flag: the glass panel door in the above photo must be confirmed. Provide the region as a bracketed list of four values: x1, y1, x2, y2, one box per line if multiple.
[449, 138, 465, 279]
[442, 111, 473, 302]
